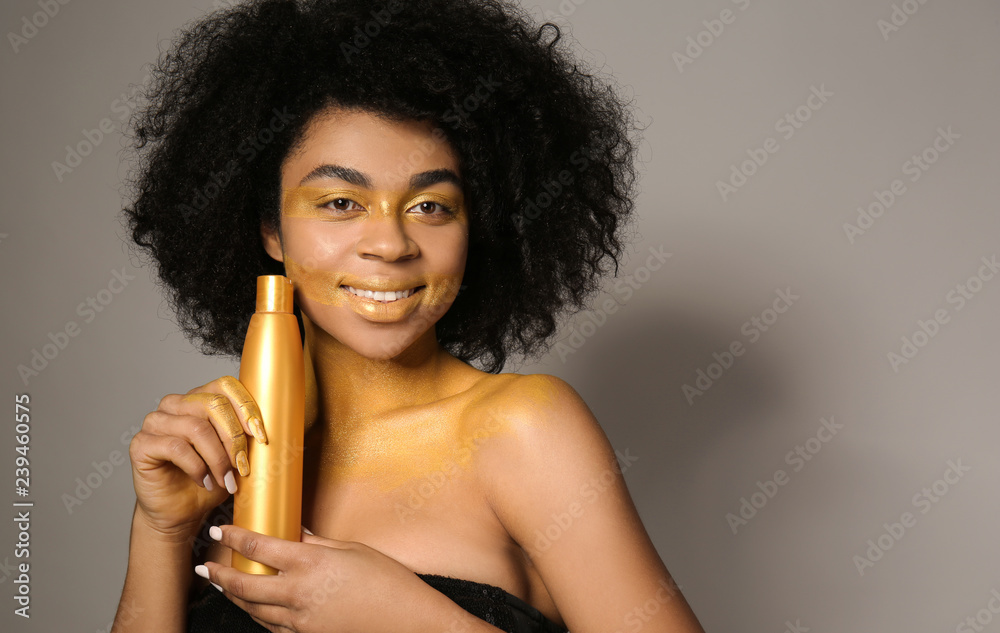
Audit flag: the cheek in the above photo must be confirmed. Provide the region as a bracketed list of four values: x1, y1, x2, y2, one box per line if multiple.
[281, 218, 353, 306]
[281, 217, 353, 269]
[409, 224, 468, 308]
[406, 221, 468, 274]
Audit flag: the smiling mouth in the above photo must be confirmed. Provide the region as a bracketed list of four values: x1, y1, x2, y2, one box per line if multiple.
[341, 285, 425, 303]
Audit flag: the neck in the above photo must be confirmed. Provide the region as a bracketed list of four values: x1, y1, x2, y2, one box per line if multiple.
[300, 313, 456, 431]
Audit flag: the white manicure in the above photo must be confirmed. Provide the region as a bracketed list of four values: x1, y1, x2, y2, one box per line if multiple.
[194, 564, 209, 579]
[224, 470, 237, 494]
[203, 474, 214, 491]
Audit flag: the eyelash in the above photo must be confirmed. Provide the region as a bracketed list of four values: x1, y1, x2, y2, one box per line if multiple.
[321, 198, 455, 217]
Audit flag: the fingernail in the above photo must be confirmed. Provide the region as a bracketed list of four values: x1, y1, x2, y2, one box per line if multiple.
[212, 582, 223, 592]
[236, 451, 249, 477]
[302, 526, 314, 535]
[250, 416, 268, 445]
[203, 474, 214, 491]
[224, 470, 237, 494]
[209, 525, 223, 541]
[194, 564, 209, 580]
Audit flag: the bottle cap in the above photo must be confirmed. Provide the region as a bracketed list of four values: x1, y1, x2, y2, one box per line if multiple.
[256, 275, 294, 313]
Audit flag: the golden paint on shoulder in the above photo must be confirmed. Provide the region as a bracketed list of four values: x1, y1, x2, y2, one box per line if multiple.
[318, 372, 559, 493]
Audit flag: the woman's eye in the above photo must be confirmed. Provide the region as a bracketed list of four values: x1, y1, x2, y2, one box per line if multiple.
[410, 201, 453, 216]
[324, 198, 364, 212]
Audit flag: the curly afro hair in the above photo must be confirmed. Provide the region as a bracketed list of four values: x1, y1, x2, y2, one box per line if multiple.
[122, 0, 640, 373]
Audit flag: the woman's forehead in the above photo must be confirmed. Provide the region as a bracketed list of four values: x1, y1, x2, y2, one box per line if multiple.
[280, 106, 461, 190]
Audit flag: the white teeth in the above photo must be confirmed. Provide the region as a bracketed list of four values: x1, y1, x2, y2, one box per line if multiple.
[343, 286, 417, 302]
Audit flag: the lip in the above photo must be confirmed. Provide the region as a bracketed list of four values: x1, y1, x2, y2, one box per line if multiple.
[340, 283, 425, 322]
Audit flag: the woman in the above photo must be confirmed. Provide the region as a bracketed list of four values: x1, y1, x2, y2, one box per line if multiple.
[114, 0, 705, 631]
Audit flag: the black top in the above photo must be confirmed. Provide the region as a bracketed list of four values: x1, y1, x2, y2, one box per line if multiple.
[187, 573, 568, 633]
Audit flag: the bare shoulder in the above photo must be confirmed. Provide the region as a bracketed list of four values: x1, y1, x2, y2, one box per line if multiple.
[466, 372, 595, 422]
[469, 374, 702, 632]
[478, 372, 608, 444]
[467, 372, 620, 501]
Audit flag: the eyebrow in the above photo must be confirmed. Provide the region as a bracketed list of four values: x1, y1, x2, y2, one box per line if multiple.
[298, 164, 463, 190]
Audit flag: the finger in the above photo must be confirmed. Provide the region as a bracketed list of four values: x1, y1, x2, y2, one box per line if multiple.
[213, 376, 268, 445]
[185, 376, 267, 445]
[167, 391, 250, 478]
[140, 411, 235, 493]
[211, 524, 300, 572]
[130, 431, 217, 487]
[200, 561, 287, 607]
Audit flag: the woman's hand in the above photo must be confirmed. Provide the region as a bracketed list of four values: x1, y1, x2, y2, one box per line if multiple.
[196, 525, 463, 633]
[128, 376, 267, 541]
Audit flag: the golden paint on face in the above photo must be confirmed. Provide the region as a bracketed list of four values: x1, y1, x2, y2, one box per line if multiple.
[283, 256, 348, 306]
[282, 185, 466, 224]
[284, 254, 463, 308]
[278, 183, 467, 323]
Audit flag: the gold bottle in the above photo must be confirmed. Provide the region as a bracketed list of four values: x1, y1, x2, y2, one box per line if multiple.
[232, 275, 305, 574]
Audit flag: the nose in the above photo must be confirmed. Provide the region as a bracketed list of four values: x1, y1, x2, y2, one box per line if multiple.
[355, 213, 418, 262]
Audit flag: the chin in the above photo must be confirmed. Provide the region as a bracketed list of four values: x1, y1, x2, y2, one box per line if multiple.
[303, 308, 439, 361]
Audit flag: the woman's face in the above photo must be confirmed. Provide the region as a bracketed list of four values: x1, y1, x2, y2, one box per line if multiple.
[262, 106, 469, 360]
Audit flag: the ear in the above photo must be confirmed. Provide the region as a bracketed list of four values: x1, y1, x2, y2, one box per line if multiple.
[261, 221, 284, 263]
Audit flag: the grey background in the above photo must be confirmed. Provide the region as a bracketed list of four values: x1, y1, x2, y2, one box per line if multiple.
[2, 0, 998, 631]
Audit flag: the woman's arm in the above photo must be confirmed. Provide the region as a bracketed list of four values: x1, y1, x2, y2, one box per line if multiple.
[483, 375, 706, 633]
[112, 503, 198, 632]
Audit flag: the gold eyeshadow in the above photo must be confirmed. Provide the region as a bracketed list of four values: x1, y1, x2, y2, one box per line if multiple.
[282, 186, 464, 221]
